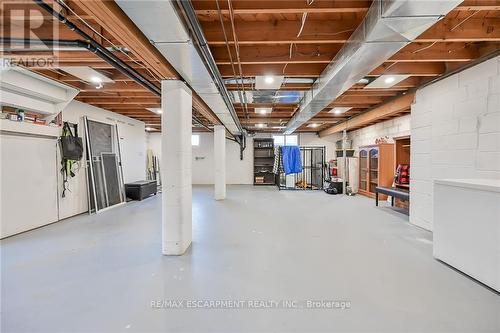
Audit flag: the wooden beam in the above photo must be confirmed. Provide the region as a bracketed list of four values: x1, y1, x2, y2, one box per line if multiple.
[76, 81, 151, 92]
[33, 67, 157, 82]
[213, 44, 341, 65]
[237, 112, 294, 117]
[193, 0, 500, 15]
[389, 42, 481, 62]
[193, 0, 371, 15]
[77, 91, 156, 98]
[342, 90, 400, 97]
[75, 97, 160, 105]
[203, 19, 358, 45]
[219, 62, 447, 77]
[70, 0, 222, 126]
[333, 95, 385, 105]
[319, 92, 416, 137]
[90, 104, 160, 109]
[226, 83, 313, 91]
[204, 18, 500, 45]
[369, 62, 447, 76]
[213, 42, 480, 65]
[234, 103, 297, 109]
[241, 117, 340, 124]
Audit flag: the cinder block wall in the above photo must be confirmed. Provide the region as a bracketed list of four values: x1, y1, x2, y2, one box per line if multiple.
[411, 56, 500, 231]
[349, 114, 411, 152]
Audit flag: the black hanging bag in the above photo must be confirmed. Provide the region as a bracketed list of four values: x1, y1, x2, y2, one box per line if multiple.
[60, 122, 83, 161]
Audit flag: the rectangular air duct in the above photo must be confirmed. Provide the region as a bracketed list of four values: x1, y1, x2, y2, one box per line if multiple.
[284, 0, 462, 134]
[116, 0, 242, 135]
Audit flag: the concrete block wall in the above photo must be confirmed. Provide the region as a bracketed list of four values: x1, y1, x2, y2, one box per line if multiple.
[348, 114, 411, 153]
[410, 55, 500, 231]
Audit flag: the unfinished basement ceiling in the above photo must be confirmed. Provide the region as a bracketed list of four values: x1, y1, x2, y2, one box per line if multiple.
[191, 0, 500, 133]
[2, 0, 219, 134]
[2, 0, 499, 134]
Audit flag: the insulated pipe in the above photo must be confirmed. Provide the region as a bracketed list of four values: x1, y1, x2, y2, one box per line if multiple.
[173, 0, 243, 134]
[33, 0, 161, 96]
[2, 38, 246, 146]
[29, 1, 246, 148]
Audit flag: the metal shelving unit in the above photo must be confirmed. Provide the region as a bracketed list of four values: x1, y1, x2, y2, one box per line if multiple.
[253, 138, 275, 185]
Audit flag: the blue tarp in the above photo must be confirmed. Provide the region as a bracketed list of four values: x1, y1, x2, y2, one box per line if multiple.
[282, 145, 302, 175]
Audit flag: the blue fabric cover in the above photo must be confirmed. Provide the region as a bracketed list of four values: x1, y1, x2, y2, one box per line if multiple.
[282, 145, 302, 175]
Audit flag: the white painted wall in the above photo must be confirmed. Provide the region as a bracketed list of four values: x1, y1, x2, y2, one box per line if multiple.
[59, 101, 146, 219]
[348, 114, 411, 152]
[148, 132, 253, 184]
[410, 56, 500, 231]
[147, 132, 337, 184]
[0, 99, 146, 238]
[0, 133, 59, 238]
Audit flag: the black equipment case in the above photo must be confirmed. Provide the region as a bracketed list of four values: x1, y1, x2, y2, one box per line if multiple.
[125, 180, 157, 201]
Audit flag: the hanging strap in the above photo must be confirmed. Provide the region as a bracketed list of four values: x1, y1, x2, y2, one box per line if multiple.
[60, 122, 79, 197]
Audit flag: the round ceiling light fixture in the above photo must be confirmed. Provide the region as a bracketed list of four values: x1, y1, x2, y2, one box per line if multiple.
[264, 76, 274, 84]
[384, 76, 395, 84]
[90, 76, 103, 84]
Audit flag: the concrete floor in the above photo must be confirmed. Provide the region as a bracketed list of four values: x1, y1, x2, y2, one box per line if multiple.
[1, 185, 499, 332]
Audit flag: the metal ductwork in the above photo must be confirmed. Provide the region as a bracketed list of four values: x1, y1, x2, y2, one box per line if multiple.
[116, 0, 243, 135]
[284, 0, 462, 134]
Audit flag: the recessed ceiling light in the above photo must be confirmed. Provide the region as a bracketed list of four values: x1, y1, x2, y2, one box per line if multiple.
[255, 123, 267, 128]
[255, 107, 272, 114]
[384, 76, 395, 84]
[146, 108, 162, 115]
[307, 123, 321, 128]
[365, 75, 410, 89]
[90, 76, 102, 83]
[145, 127, 155, 131]
[59, 66, 114, 84]
[329, 107, 351, 114]
[255, 75, 284, 90]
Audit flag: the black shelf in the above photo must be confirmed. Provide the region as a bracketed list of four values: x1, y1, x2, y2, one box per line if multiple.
[253, 138, 275, 186]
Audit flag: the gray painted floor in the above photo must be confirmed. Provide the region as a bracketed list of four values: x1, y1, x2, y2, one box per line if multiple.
[1, 186, 499, 333]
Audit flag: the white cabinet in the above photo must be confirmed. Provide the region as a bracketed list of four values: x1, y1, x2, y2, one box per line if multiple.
[433, 179, 500, 292]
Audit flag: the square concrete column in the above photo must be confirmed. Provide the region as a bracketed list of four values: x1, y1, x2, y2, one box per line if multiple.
[161, 80, 192, 255]
[214, 125, 226, 200]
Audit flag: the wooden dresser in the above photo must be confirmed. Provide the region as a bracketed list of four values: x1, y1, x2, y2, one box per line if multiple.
[358, 143, 395, 199]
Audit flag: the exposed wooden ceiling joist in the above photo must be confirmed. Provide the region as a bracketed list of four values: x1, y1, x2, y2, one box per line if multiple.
[204, 18, 500, 45]
[219, 61, 450, 77]
[318, 92, 416, 137]
[5, 0, 498, 135]
[213, 42, 486, 65]
[69, 0, 222, 127]
[193, 0, 500, 15]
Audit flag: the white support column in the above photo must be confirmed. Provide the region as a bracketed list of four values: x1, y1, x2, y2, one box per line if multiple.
[214, 125, 226, 200]
[161, 80, 192, 255]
